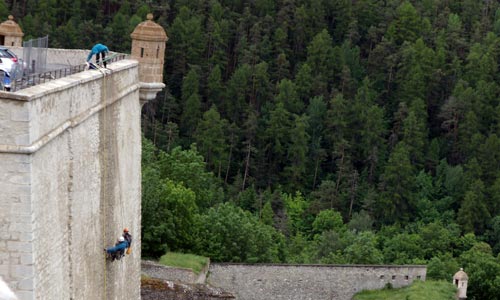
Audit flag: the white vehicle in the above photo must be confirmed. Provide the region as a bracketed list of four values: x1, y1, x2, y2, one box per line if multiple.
[0, 46, 20, 75]
[0, 277, 17, 300]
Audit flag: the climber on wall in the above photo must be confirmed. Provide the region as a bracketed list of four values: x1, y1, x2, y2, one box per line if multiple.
[122, 228, 132, 255]
[104, 235, 129, 261]
[87, 43, 109, 68]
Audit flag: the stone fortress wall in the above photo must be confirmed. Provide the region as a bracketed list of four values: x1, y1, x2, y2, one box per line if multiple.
[0, 53, 143, 300]
[207, 263, 427, 300]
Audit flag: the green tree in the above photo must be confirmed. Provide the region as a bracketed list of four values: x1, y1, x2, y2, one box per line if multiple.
[194, 105, 229, 177]
[275, 79, 302, 114]
[347, 210, 374, 232]
[477, 134, 500, 185]
[158, 145, 223, 209]
[294, 63, 313, 101]
[377, 142, 416, 223]
[306, 96, 327, 189]
[207, 65, 225, 109]
[401, 99, 428, 168]
[344, 231, 383, 264]
[261, 200, 275, 226]
[263, 102, 293, 181]
[195, 203, 284, 262]
[312, 209, 345, 235]
[419, 222, 458, 259]
[426, 254, 460, 280]
[386, 1, 422, 45]
[142, 171, 198, 257]
[283, 191, 309, 236]
[283, 114, 309, 189]
[251, 62, 272, 111]
[459, 243, 500, 300]
[180, 68, 202, 138]
[225, 64, 251, 124]
[305, 29, 335, 96]
[383, 232, 424, 264]
[286, 232, 314, 263]
[207, 0, 230, 70]
[0, 1, 7, 20]
[167, 6, 205, 96]
[457, 180, 490, 235]
[107, 12, 130, 52]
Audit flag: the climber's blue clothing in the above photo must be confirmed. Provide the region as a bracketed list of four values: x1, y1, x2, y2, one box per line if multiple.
[106, 240, 129, 254]
[87, 44, 109, 62]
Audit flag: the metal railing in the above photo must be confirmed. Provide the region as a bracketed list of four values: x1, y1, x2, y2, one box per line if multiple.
[9, 54, 128, 92]
[23, 36, 49, 75]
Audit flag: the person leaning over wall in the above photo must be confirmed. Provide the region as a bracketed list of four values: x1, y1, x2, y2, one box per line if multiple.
[86, 43, 109, 68]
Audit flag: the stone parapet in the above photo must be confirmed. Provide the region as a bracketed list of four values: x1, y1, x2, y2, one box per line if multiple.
[208, 263, 427, 300]
[142, 260, 198, 283]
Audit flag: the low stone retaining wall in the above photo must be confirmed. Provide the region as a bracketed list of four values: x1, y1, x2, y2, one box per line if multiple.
[207, 263, 427, 300]
[142, 260, 197, 283]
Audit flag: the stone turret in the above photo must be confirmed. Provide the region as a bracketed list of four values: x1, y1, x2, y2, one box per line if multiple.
[130, 13, 167, 83]
[453, 268, 468, 300]
[0, 15, 24, 46]
[130, 13, 167, 105]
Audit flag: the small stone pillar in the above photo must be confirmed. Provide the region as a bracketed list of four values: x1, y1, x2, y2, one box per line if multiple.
[0, 15, 24, 46]
[453, 268, 468, 300]
[130, 13, 167, 106]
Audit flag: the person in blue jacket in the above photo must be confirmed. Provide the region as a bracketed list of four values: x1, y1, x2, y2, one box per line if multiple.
[87, 43, 109, 68]
[105, 236, 129, 261]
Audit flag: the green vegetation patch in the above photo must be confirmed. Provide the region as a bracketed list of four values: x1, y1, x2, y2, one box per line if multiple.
[353, 280, 456, 300]
[159, 252, 209, 274]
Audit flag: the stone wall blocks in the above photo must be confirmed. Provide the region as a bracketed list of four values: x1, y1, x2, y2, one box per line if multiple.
[15, 290, 33, 300]
[7, 241, 32, 252]
[0, 265, 8, 276]
[10, 202, 31, 213]
[8, 223, 32, 233]
[16, 232, 34, 242]
[20, 254, 33, 265]
[7, 174, 30, 185]
[10, 109, 30, 122]
[14, 133, 29, 145]
[17, 278, 33, 290]
[0, 252, 8, 262]
[10, 265, 34, 279]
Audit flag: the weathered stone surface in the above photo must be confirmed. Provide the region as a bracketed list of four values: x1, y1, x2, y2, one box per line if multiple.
[208, 264, 427, 300]
[141, 277, 234, 300]
[0, 53, 142, 300]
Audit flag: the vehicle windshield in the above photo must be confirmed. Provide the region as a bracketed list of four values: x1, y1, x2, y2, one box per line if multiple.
[0, 48, 16, 59]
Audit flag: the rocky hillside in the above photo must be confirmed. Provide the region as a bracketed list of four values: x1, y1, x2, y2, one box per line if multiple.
[141, 277, 234, 300]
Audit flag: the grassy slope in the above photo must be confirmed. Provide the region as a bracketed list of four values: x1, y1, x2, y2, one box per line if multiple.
[159, 252, 209, 274]
[353, 280, 456, 300]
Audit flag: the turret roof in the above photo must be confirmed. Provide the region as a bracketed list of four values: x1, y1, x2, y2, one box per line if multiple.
[130, 14, 167, 42]
[0, 15, 24, 37]
[453, 268, 468, 280]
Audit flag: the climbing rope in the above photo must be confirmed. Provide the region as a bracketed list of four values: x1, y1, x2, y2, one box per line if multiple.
[98, 65, 109, 300]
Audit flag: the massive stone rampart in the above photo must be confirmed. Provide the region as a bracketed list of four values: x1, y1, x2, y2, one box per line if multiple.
[208, 263, 427, 300]
[0, 55, 142, 300]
